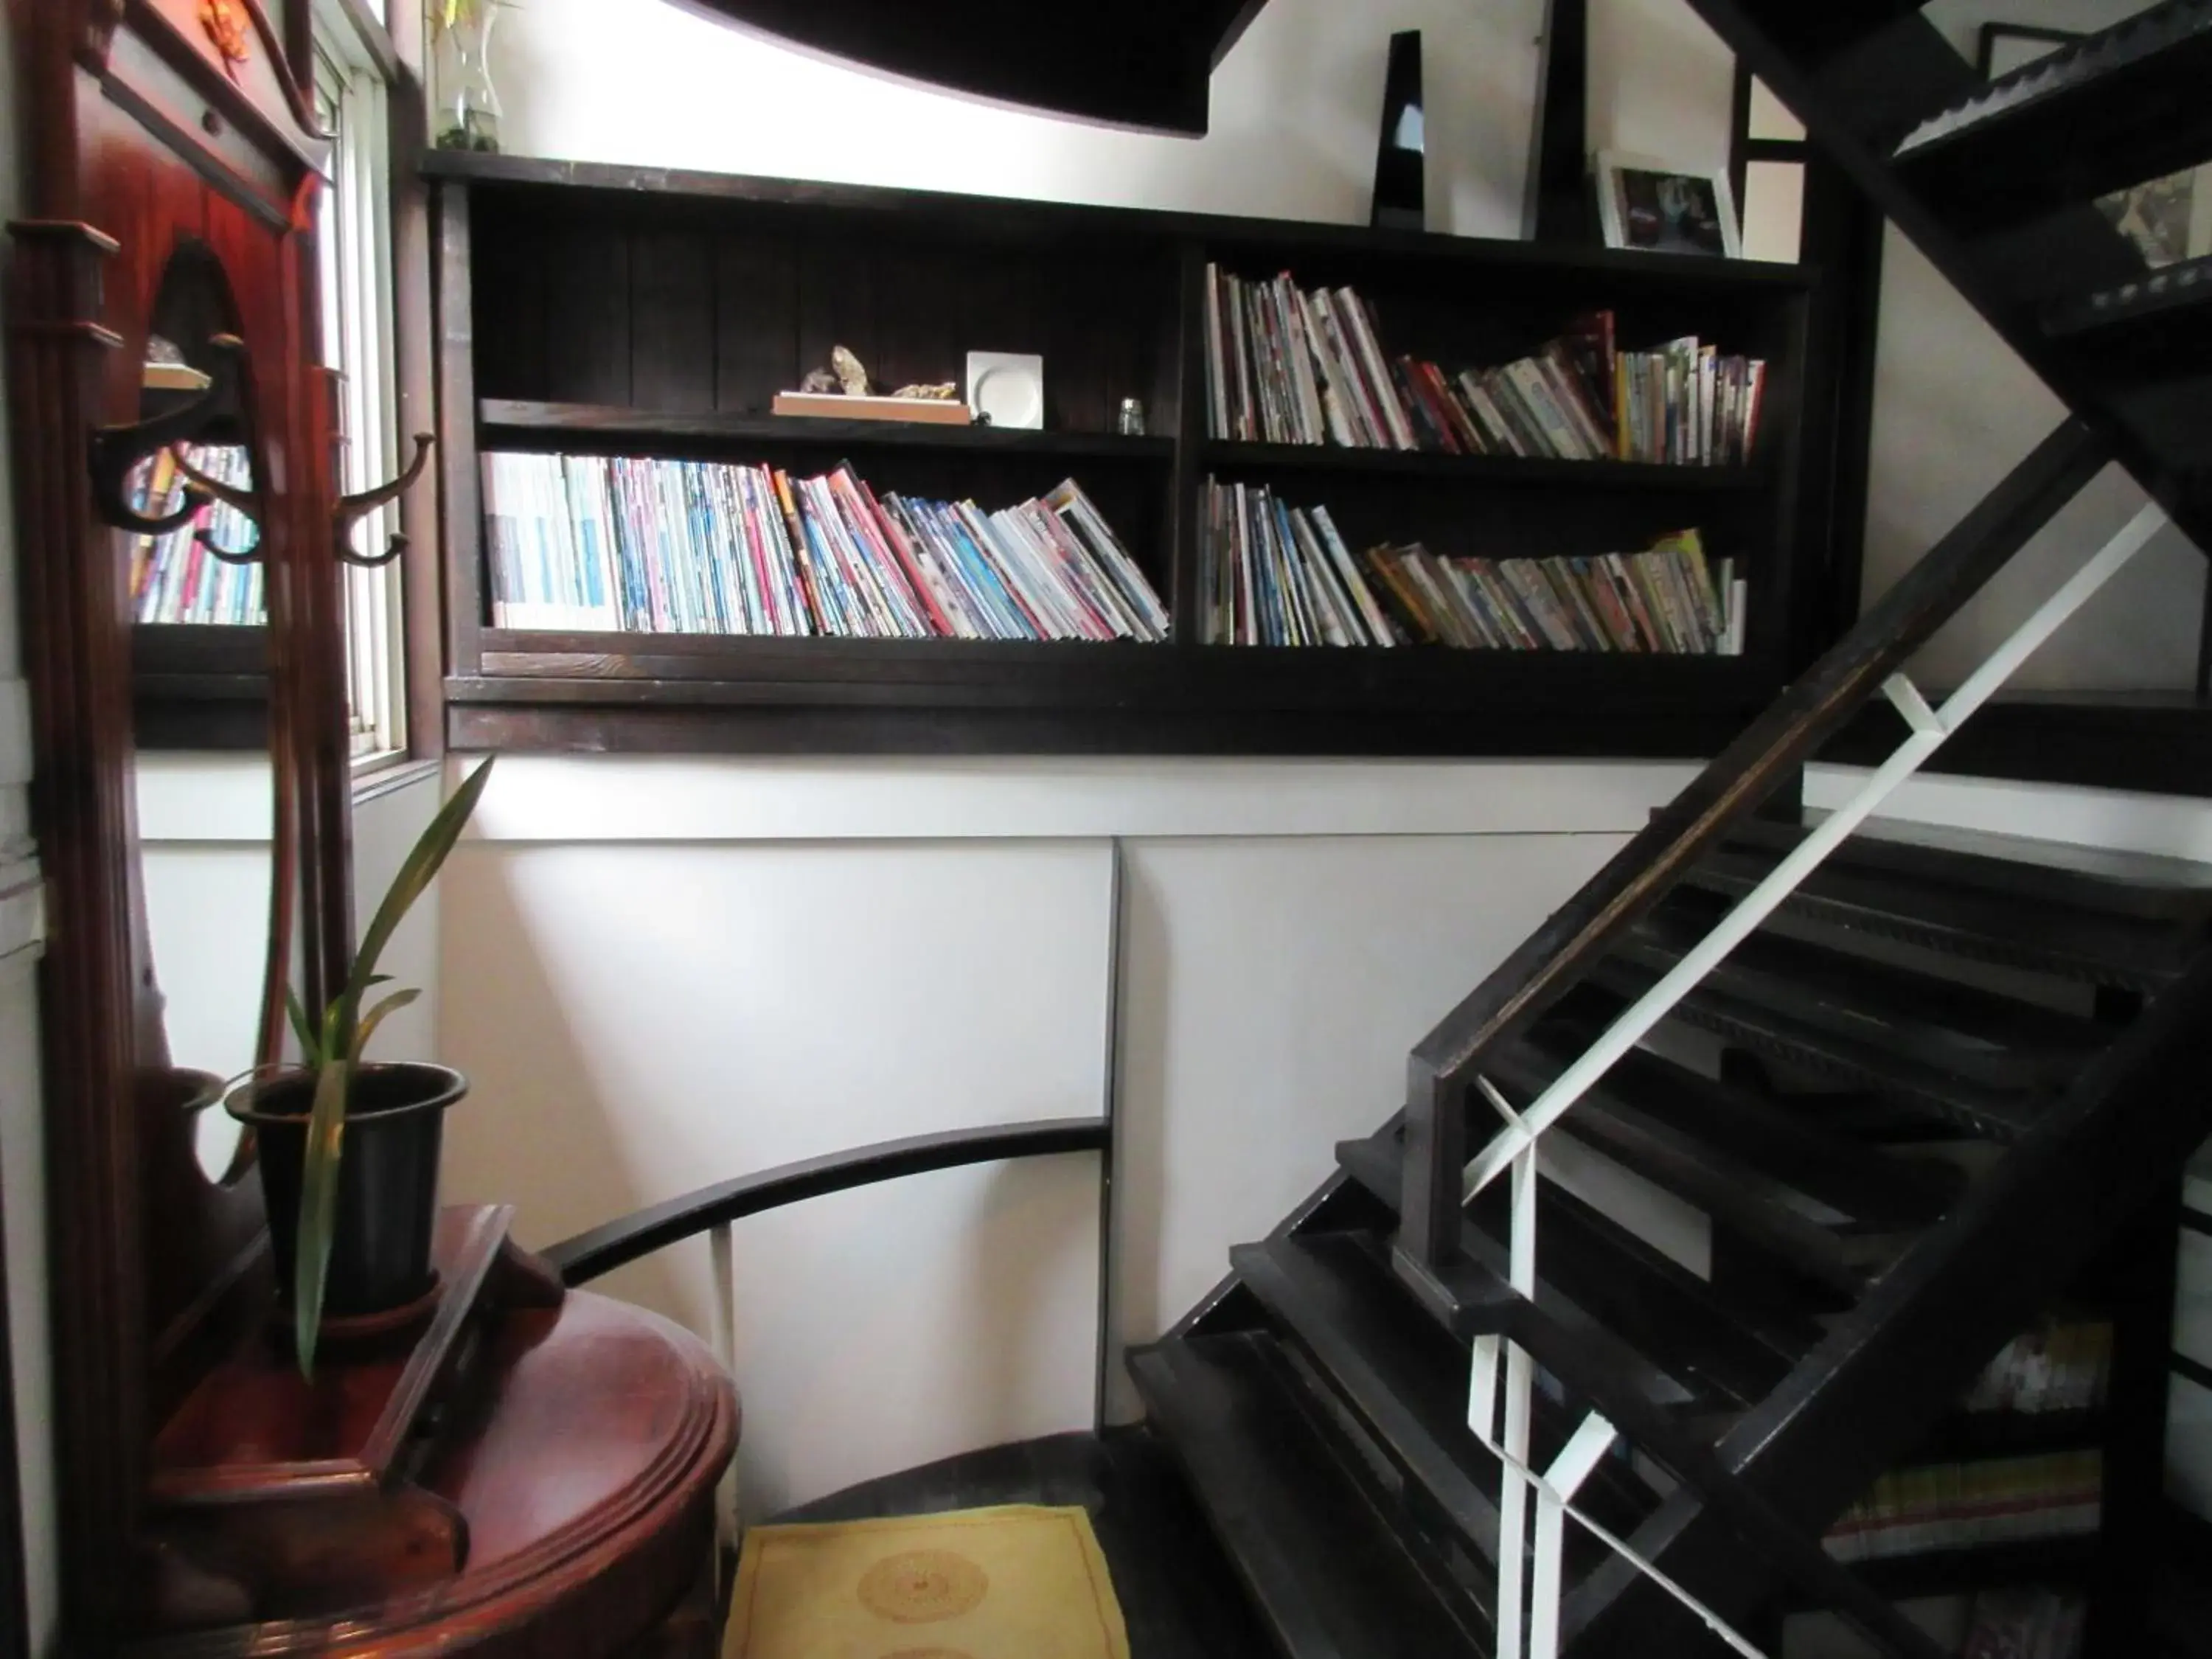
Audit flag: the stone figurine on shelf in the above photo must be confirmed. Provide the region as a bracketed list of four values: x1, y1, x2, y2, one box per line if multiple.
[776, 347, 974, 425]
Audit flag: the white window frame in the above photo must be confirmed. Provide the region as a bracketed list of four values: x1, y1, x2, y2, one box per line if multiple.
[313, 0, 407, 765]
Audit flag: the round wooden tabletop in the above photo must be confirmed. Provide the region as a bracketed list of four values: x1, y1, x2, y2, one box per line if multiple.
[142, 1291, 738, 1658]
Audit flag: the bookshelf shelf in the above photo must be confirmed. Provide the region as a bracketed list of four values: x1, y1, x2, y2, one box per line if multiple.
[481, 400, 1178, 465]
[1801, 1537, 2101, 1607]
[132, 622, 268, 751]
[1201, 441, 1770, 490]
[431, 154, 1841, 755]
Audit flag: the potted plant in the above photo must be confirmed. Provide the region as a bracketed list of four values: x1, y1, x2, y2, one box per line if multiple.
[226, 757, 495, 1376]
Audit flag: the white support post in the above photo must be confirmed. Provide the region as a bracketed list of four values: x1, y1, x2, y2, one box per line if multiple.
[1529, 1414, 1622, 1659]
[708, 1220, 740, 1562]
[1461, 501, 2168, 1203]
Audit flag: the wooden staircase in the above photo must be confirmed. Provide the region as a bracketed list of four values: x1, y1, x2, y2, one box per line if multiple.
[1128, 7, 2212, 1654]
[1133, 825, 2212, 1656]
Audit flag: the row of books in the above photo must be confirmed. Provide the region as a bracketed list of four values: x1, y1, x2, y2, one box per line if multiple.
[1205, 267, 1413, 450]
[480, 453, 1168, 641]
[1200, 480, 1744, 653]
[1821, 1450, 2101, 1563]
[1962, 1588, 2085, 1659]
[128, 445, 265, 626]
[1959, 1318, 2113, 1419]
[1203, 268, 1767, 467]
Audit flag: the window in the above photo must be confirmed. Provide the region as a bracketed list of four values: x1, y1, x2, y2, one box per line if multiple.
[313, 0, 406, 762]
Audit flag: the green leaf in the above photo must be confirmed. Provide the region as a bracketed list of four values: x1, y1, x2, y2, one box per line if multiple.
[337, 759, 495, 1054]
[293, 1006, 351, 1379]
[285, 987, 321, 1065]
[353, 987, 422, 1060]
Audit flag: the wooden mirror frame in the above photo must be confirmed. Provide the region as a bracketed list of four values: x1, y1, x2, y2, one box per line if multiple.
[3, 0, 357, 1642]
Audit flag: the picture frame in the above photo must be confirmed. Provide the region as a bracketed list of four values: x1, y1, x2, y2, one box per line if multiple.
[1975, 24, 2211, 269]
[1594, 151, 1742, 259]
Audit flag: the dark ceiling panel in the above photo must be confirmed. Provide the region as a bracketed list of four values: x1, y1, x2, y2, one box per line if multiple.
[672, 0, 1274, 135]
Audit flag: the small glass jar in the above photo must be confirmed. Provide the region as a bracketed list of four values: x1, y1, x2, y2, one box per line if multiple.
[1117, 397, 1147, 437]
[432, 4, 504, 153]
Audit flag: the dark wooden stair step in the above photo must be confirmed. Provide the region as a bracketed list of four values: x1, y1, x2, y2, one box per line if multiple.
[1724, 815, 2212, 921]
[1128, 1329, 1491, 1659]
[1697, 819, 2212, 988]
[2045, 252, 2212, 347]
[1639, 886, 2113, 1088]
[1338, 1129, 1812, 1414]
[1486, 1040, 1896, 1298]
[1590, 950, 2048, 1141]
[1528, 1004, 1965, 1228]
[1893, 0, 2212, 229]
[1230, 1231, 1660, 1574]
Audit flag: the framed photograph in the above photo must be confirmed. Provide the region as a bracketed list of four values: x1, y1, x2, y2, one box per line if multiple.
[1595, 153, 1742, 259]
[1975, 24, 2211, 268]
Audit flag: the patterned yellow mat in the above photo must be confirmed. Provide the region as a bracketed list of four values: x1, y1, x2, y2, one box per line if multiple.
[724, 1504, 1133, 1659]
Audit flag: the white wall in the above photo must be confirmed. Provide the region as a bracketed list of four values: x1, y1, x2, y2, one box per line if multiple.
[139, 758, 446, 1177]
[494, 0, 1747, 236]
[436, 757, 1693, 1502]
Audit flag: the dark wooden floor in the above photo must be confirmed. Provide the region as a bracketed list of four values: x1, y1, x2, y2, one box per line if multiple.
[774, 1429, 1275, 1658]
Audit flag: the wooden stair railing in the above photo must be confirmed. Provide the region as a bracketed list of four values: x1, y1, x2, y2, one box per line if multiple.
[1398, 415, 2108, 1272]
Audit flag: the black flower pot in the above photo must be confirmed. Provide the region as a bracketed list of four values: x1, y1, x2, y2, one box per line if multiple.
[226, 1061, 465, 1320]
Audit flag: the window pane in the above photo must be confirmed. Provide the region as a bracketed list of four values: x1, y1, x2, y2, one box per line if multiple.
[1747, 78, 1805, 144]
[1742, 160, 1806, 264]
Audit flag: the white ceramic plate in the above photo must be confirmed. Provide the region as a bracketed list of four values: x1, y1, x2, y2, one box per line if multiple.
[967, 352, 1045, 430]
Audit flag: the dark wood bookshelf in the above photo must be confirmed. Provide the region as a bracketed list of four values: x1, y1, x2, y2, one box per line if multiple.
[1202, 440, 1771, 490]
[1784, 1536, 2103, 1609]
[428, 150, 1834, 756]
[480, 399, 1178, 464]
[132, 623, 268, 751]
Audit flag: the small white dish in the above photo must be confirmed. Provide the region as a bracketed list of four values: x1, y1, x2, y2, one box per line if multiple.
[966, 351, 1045, 430]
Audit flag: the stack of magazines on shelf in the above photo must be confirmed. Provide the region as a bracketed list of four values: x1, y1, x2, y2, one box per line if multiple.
[128, 445, 265, 625]
[480, 453, 1168, 641]
[1200, 479, 1744, 653]
[1203, 265, 1766, 466]
[1822, 1449, 2102, 1562]
[1962, 1588, 2086, 1659]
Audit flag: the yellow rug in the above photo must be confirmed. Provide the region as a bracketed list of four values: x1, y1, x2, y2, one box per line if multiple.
[724, 1505, 1133, 1659]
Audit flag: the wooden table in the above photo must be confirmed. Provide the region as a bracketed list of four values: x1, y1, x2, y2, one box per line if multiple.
[133, 1209, 739, 1657]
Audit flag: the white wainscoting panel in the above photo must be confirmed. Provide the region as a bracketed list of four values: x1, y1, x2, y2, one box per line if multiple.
[1107, 830, 1632, 1422]
[437, 837, 1116, 1514]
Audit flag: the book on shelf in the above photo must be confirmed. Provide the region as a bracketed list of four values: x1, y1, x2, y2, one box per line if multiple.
[1821, 1450, 2102, 1563]
[1962, 1588, 2085, 1659]
[479, 451, 1168, 642]
[128, 445, 265, 626]
[1203, 265, 1767, 466]
[1200, 478, 1745, 653]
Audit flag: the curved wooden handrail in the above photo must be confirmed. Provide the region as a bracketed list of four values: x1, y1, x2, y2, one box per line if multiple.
[543, 1117, 1110, 1286]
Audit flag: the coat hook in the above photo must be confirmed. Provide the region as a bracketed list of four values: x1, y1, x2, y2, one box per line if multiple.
[168, 445, 265, 565]
[87, 334, 248, 535]
[334, 434, 434, 567]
